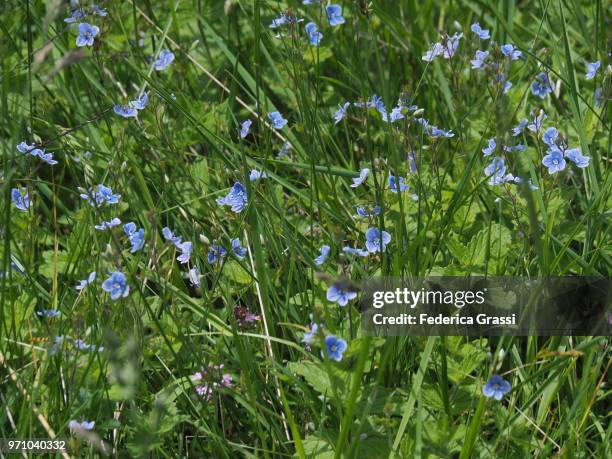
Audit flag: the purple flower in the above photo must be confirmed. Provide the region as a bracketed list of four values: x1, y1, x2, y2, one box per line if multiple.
[17, 141, 35, 153]
[482, 374, 511, 401]
[470, 50, 489, 69]
[500, 44, 521, 61]
[531, 72, 554, 99]
[176, 241, 192, 264]
[527, 110, 547, 134]
[208, 244, 227, 264]
[485, 157, 514, 185]
[69, 420, 95, 431]
[76, 23, 99, 47]
[365, 227, 391, 253]
[162, 227, 182, 248]
[11, 188, 31, 211]
[389, 175, 408, 193]
[154, 49, 175, 71]
[217, 182, 248, 213]
[470, 22, 490, 40]
[334, 102, 350, 124]
[422, 42, 444, 62]
[132, 91, 149, 110]
[586, 61, 600, 80]
[189, 267, 201, 287]
[240, 120, 252, 138]
[443, 33, 463, 59]
[113, 103, 138, 118]
[325, 335, 347, 361]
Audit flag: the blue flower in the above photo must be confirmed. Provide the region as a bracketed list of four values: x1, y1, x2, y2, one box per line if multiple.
[35, 150, 58, 165]
[314, 245, 330, 266]
[327, 282, 357, 306]
[132, 92, 149, 110]
[68, 420, 95, 431]
[189, 267, 201, 287]
[17, 141, 35, 153]
[443, 33, 463, 59]
[422, 42, 444, 62]
[278, 142, 291, 157]
[37, 309, 60, 318]
[303, 0, 321, 4]
[503, 80, 512, 94]
[162, 227, 182, 248]
[542, 147, 566, 174]
[334, 102, 350, 124]
[154, 49, 175, 71]
[64, 9, 87, 24]
[305, 22, 323, 46]
[268, 111, 288, 129]
[482, 138, 496, 157]
[11, 188, 31, 211]
[407, 151, 418, 173]
[124, 222, 145, 253]
[503, 143, 526, 153]
[595, 87, 603, 107]
[500, 44, 521, 60]
[542, 127, 558, 147]
[76, 271, 96, 290]
[217, 182, 248, 213]
[527, 110, 547, 134]
[586, 61, 600, 80]
[325, 335, 347, 361]
[231, 238, 247, 259]
[511, 119, 528, 136]
[249, 169, 268, 181]
[351, 168, 369, 188]
[482, 374, 511, 401]
[302, 323, 319, 344]
[240, 120, 252, 138]
[326, 4, 345, 26]
[208, 244, 227, 264]
[113, 104, 138, 118]
[565, 148, 590, 168]
[470, 50, 489, 69]
[513, 177, 539, 190]
[389, 175, 408, 193]
[80, 184, 120, 206]
[531, 72, 554, 99]
[389, 106, 405, 122]
[342, 246, 369, 257]
[94, 217, 122, 230]
[365, 227, 391, 253]
[91, 4, 108, 17]
[177, 241, 192, 264]
[101, 271, 129, 300]
[430, 126, 454, 138]
[470, 22, 490, 40]
[485, 157, 514, 185]
[355, 206, 380, 218]
[270, 14, 289, 29]
[76, 23, 99, 47]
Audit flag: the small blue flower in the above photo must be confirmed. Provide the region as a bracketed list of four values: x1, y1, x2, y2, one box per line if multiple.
[36, 150, 58, 165]
[302, 323, 319, 344]
[80, 184, 120, 206]
[485, 157, 514, 185]
[240, 120, 252, 138]
[314, 245, 330, 266]
[482, 138, 496, 157]
[64, 9, 87, 24]
[217, 182, 248, 213]
[154, 49, 175, 71]
[527, 110, 547, 134]
[11, 188, 31, 211]
[511, 119, 528, 136]
[443, 33, 463, 59]
[37, 309, 60, 318]
[355, 206, 380, 218]
[17, 141, 35, 153]
[176, 241, 192, 264]
[113, 104, 138, 118]
[422, 42, 444, 62]
[482, 374, 511, 401]
[249, 169, 268, 181]
[326, 4, 345, 26]
[532, 72, 554, 99]
[542, 127, 558, 147]
[76, 23, 99, 47]
[503, 80, 512, 94]
[101, 271, 129, 300]
[470, 22, 490, 40]
[132, 92, 149, 110]
[231, 238, 247, 259]
[124, 222, 145, 253]
[430, 126, 454, 138]
[542, 147, 566, 174]
[351, 168, 369, 188]
[268, 111, 288, 129]
[305, 22, 323, 46]
[586, 61, 600, 80]
[94, 217, 122, 230]
[565, 148, 590, 168]
[68, 420, 95, 431]
[513, 177, 539, 190]
[595, 87, 603, 107]
[500, 44, 521, 60]
[270, 14, 289, 29]
[389, 106, 405, 122]
[327, 282, 357, 306]
[189, 267, 201, 287]
[470, 50, 489, 69]
[91, 4, 108, 17]
[325, 335, 347, 361]
[407, 151, 418, 173]
[388, 175, 408, 193]
[365, 227, 391, 253]
[503, 143, 526, 153]
[342, 246, 369, 257]
[334, 102, 350, 124]
[76, 271, 96, 290]
[162, 227, 182, 248]
[208, 244, 227, 264]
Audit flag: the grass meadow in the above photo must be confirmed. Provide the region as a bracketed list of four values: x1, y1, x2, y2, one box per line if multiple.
[1, 0, 611, 457]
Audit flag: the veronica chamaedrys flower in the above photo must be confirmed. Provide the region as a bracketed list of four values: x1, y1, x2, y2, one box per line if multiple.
[278, 142, 291, 157]
[176, 241, 192, 264]
[565, 148, 590, 168]
[326, 4, 345, 26]
[268, 111, 288, 129]
[334, 102, 350, 124]
[37, 309, 60, 318]
[388, 175, 408, 193]
[124, 222, 145, 253]
[482, 374, 511, 401]
[512, 119, 528, 136]
[17, 141, 35, 153]
[302, 323, 318, 344]
[527, 110, 547, 134]
[240, 120, 252, 138]
[11, 188, 31, 211]
[305, 22, 323, 46]
[355, 205, 380, 218]
[76, 23, 99, 47]
[482, 138, 496, 157]
[542, 127, 558, 147]
[532, 72, 554, 99]
[231, 239, 247, 259]
[422, 42, 444, 62]
[351, 168, 369, 188]
[188, 267, 201, 287]
[325, 335, 347, 361]
[470, 22, 490, 40]
[80, 184, 121, 206]
[64, 9, 86, 24]
[217, 182, 248, 213]
[208, 244, 227, 264]
[269, 14, 289, 29]
[430, 126, 454, 138]
[470, 50, 489, 69]
[314, 245, 330, 266]
[443, 33, 463, 59]
[342, 246, 369, 257]
[485, 157, 514, 185]
[36, 150, 58, 165]
[76, 271, 96, 290]
[102, 271, 129, 300]
[542, 147, 566, 174]
[162, 227, 182, 247]
[365, 227, 391, 253]
[69, 420, 95, 431]
[154, 49, 175, 71]
[94, 217, 122, 230]
[595, 87, 603, 107]
[91, 4, 108, 16]
[513, 177, 539, 190]
[249, 169, 268, 181]
[327, 282, 357, 306]
[389, 106, 405, 122]
[113, 104, 138, 118]
[500, 43, 521, 60]
[132, 92, 149, 110]
[503, 143, 526, 153]
[586, 61, 600, 80]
